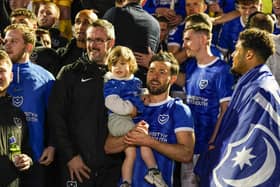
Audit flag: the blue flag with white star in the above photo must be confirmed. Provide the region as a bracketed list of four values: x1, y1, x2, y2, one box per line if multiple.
[195, 64, 280, 187]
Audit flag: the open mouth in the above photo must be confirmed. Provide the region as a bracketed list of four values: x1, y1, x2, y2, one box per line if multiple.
[150, 80, 160, 86]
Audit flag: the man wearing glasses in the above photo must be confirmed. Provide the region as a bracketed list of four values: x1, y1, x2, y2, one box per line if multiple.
[48, 19, 122, 187]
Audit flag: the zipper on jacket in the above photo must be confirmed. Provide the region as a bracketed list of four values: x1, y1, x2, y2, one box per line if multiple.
[16, 65, 20, 84]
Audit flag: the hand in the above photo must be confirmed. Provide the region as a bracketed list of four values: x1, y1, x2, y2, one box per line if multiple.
[141, 94, 151, 105]
[155, 8, 176, 20]
[39, 146, 55, 166]
[124, 121, 150, 146]
[134, 47, 153, 69]
[14, 154, 33, 171]
[155, 7, 171, 18]
[168, 15, 183, 27]
[67, 155, 91, 183]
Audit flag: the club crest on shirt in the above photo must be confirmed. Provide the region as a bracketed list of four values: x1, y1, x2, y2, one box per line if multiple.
[13, 117, 23, 128]
[158, 114, 169, 125]
[199, 80, 208, 89]
[12, 96, 24, 107]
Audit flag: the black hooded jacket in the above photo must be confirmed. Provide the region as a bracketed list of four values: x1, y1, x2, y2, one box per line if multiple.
[0, 95, 30, 186]
[48, 54, 122, 171]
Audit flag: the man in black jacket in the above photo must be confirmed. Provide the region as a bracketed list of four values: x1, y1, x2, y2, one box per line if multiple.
[56, 9, 98, 69]
[48, 19, 122, 187]
[0, 50, 32, 187]
[37, 2, 68, 49]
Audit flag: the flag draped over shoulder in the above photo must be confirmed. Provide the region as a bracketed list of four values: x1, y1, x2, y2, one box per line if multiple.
[195, 64, 280, 187]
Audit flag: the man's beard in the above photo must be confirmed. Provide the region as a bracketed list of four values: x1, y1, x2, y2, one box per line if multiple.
[147, 81, 170, 95]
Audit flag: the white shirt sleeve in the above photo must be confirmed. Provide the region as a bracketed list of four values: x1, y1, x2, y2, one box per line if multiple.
[105, 94, 134, 115]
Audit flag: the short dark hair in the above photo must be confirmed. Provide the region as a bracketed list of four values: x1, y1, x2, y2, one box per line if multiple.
[185, 13, 212, 36]
[246, 11, 274, 33]
[236, 0, 260, 5]
[153, 14, 169, 24]
[150, 51, 179, 76]
[239, 28, 275, 63]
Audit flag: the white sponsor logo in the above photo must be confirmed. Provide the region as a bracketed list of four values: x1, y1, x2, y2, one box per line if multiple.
[81, 78, 93, 82]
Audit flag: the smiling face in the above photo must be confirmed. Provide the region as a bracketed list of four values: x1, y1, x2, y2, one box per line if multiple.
[86, 26, 114, 64]
[183, 29, 203, 57]
[273, 0, 280, 17]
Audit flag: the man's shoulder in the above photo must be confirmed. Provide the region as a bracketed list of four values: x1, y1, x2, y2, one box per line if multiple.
[103, 7, 121, 20]
[56, 39, 76, 56]
[28, 62, 55, 81]
[58, 60, 84, 75]
[220, 17, 243, 36]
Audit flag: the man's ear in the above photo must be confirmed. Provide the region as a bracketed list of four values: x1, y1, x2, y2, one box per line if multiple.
[25, 43, 34, 53]
[246, 49, 254, 60]
[108, 39, 115, 49]
[170, 75, 177, 85]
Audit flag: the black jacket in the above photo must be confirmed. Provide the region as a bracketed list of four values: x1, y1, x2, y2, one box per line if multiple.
[56, 38, 86, 70]
[30, 47, 61, 77]
[48, 27, 68, 50]
[0, 95, 30, 187]
[0, 0, 10, 34]
[48, 54, 122, 171]
[80, 0, 115, 17]
[103, 2, 160, 54]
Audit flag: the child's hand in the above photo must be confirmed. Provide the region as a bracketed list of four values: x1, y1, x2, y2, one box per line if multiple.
[142, 94, 151, 105]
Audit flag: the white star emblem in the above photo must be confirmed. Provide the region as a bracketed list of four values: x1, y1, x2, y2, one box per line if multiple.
[232, 147, 256, 170]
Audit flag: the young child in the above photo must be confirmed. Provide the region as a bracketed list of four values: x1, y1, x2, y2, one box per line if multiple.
[104, 46, 167, 187]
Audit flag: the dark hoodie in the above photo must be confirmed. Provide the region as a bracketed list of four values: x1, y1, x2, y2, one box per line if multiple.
[48, 54, 122, 173]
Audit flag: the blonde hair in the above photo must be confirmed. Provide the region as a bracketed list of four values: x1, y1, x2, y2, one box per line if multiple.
[0, 50, 13, 70]
[90, 19, 115, 40]
[106, 46, 138, 74]
[4, 24, 36, 46]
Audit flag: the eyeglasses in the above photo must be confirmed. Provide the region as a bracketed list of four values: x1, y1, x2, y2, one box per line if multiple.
[86, 38, 110, 45]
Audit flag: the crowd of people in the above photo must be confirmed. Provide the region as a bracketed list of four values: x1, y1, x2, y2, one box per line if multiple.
[0, 0, 280, 187]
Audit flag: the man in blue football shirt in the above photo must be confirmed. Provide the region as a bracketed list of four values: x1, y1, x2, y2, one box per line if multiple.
[105, 51, 195, 187]
[4, 23, 55, 187]
[176, 13, 234, 186]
